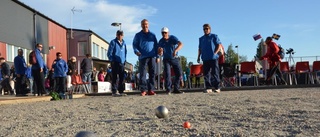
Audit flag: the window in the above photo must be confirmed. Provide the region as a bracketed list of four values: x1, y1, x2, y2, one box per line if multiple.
[6, 44, 20, 62]
[78, 41, 87, 56]
[6, 44, 13, 62]
[92, 42, 99, 58]
[6, 44, 29, 63]
[13, 46, 19, 58]
[101, 47, 105, 59]
[105, 49, 108, 60]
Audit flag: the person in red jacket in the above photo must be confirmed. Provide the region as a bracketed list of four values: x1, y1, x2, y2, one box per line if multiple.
[260, 37, 286, 85]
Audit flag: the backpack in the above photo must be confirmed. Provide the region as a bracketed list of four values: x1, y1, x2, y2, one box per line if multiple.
[278, 45, 285, 59]
[29, 50, 37, 64]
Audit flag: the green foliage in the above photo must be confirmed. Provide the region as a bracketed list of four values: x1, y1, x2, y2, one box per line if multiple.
[134, 60, 139, 72]
[224, 44, 248, 64]
[49, 91, 60, 101]
[180, 56, 187, 72]
[255, 39, 264, 59]
[225, 44, 238, 64]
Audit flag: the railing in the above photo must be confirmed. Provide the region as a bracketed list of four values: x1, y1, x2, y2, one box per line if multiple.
[283, 55, 320, 66]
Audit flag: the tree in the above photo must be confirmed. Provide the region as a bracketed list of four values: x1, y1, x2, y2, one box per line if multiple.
[239, 55, 247, 62]
[225, 44, 238, 64]
[255, 39, 264, 59]
[134, 60, 139, 72]
[180, 56, 187, 72]
[225, 44, 247, 64]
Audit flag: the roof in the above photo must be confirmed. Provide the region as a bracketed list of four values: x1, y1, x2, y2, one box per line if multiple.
[68, 28, 109, 44]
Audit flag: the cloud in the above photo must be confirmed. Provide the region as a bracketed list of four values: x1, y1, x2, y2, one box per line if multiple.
[19, 0, 157, 65]
[20, 0, 157, 38]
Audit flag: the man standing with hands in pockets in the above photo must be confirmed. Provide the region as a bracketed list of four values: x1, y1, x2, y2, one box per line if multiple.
[133, 19, 159, 96]
[107, 30, 127, 96]
[158, 27, 184, 94]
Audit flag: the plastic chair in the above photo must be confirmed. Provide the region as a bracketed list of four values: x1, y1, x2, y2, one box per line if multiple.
[295, 61, 314, 84]
[190, 64, 203, 88]
[71, 74, 89, 93]
[280, 62, 297, 85]
[220, 63, 236, 87]
[190, 64, 203, 76]
[312, 61, 320, 84]
[240, 61, 258, 86]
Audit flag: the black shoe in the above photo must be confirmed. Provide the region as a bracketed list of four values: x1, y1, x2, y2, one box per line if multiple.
[173, 90, 184, 94]
[166, 90, 172, 95]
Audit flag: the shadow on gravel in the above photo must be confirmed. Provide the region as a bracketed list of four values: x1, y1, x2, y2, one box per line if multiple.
[99, 118, 151, 123]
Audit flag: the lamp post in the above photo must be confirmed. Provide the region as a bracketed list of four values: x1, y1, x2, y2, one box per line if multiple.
[111, 22, 122, 30]
[235, 45, 241, 87]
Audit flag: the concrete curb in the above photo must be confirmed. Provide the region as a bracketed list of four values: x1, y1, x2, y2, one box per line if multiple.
[0, 94, 86, 105]
[85, 84, 320, 96]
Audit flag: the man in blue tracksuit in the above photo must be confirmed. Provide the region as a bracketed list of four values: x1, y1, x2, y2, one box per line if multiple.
[32, 43, 47, 96]
[107, 30, 127, 96]
[197, 24, 222, 93]
[133, 19, 159, 96]
[158, 27, 184, 94]
[52, 52, 68, 96]
[14, 49, 28, 96]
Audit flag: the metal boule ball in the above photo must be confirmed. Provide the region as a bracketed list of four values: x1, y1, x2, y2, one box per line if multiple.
[75, 131, 96, 137]
[155, 106, 169, 118]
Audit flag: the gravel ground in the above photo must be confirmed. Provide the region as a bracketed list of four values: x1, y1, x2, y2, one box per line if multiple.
[0, 88, 320, 137]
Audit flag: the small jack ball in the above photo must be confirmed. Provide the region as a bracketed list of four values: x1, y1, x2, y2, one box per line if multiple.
[183, 121, 191, 129]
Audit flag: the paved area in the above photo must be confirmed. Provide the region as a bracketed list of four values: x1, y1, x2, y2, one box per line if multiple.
[1, 84, 319, 105]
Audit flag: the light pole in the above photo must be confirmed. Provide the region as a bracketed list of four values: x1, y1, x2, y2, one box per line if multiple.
[235, 45, 241, 87]
[70, 7, 82, 39]
[111, 22, 122, 30]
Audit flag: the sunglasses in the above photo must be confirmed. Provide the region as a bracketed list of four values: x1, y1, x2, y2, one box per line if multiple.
[162, 32, 167, 34]
[203, 28, 209, 31]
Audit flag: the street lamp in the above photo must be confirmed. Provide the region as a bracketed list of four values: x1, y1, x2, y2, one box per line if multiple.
[235, 45, 241, 87]
[111, 22, 122, 30]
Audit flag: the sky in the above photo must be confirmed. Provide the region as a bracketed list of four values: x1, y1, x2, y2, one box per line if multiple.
[19, 0, 320, 65]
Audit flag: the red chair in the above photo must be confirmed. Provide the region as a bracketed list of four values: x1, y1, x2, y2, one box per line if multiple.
[240, 61, 258, 86]
[312, 61, 320, 84]
[313, 61, 320, 71]
[295, 61, 314, 84]
[190, 64, 203, 76]
[71, 74, 89, 93]
[280, 62, 297, 85]
[190, 64, 203, 88]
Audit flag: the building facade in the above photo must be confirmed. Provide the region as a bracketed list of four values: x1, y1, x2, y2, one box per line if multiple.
[0, 0, 67, 67]
[0, 0, 133, 73]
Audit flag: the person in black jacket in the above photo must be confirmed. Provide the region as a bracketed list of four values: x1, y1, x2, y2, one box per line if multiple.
[0, 57, 15, 95]
[80, 54, 93, 93]
[67, 56, 77, 91]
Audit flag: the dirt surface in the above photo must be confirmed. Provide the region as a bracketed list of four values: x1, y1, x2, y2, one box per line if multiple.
[0, 88, 319, 137]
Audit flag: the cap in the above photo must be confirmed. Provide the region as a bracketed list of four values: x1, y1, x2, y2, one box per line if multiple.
[116, 30, 123, 35]
[161, 27, 169, 32]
